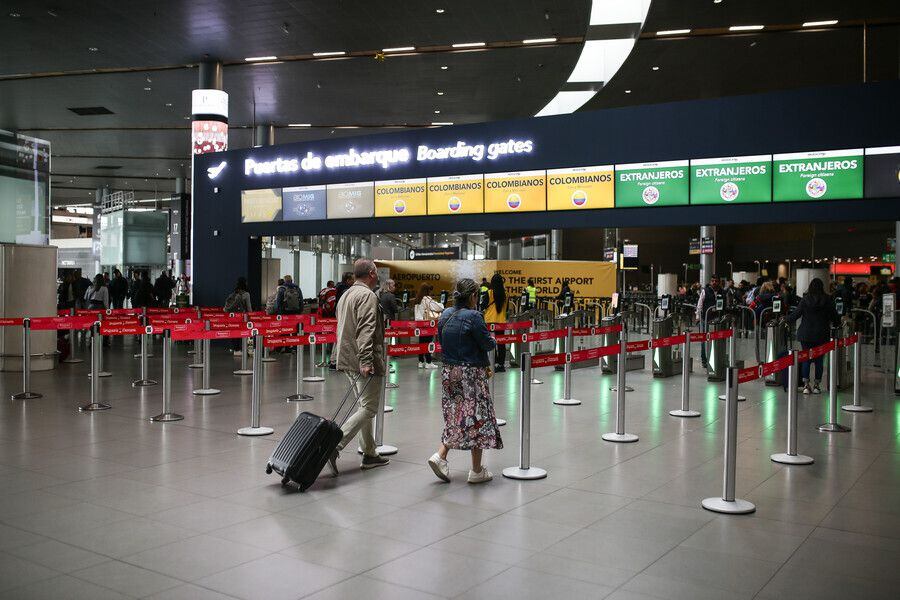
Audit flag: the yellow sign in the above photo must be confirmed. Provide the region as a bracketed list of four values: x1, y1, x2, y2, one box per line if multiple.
[547, 165, 614, 211]
[375, 178, 427, 217]
[484, 170, 546, 213]
[426, 174, 484, 215]
[241, 188, 282, 223]
[375, 259, 616, 299]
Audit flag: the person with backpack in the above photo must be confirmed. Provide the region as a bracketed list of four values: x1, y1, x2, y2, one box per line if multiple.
[154, 270, 175, 308]
[785, 277, 840, 395]
[276, 275, 303, 315]
[266, 278, 284, 315]
[225, 277, 252, 313]
[414, 282, 444, 369]
[131, 271, 155, 309]
[108, 269, 128, 309]
[318, 281, 337, 318]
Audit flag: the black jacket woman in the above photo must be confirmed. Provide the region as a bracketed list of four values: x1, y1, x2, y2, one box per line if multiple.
[785, 277, 840, 394]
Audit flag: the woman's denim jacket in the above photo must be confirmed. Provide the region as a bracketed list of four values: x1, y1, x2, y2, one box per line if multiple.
[437, 306, 496, 367]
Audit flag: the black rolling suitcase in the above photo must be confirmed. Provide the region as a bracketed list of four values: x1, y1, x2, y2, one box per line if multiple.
[266, 374, 371, 491]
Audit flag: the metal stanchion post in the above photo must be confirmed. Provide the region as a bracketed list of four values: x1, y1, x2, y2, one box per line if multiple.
[603, 330, 639, 443]
[554, 326, 581, 406]
[772, 352, 814, 465]
[188, 338, 203, 368]
[719, 327, 746, 401]
[134, 307, 154, 358]
[303, 333, 325, 382]
[261, 342, 277, 363]
[502, 353, 547, 480]
[238, 333, 274, 436]
[62, 307, 83, 364]
[286, 334, 313, 402]
[151, 330, 184, 422]
[87, 323, 112, 378]
[843, 339, 872, 412]
[132, 326, 158, 387]
[609, 322, 633, 392]
[233, 336, 253, 375]
[79, 323, 110, 411]
[386, 334, 399, 389]
[526, 326, 542, 385]
[194, 337, 221, 395]
[818, 340, 851, 432]
[671, 333, 700, 417]
[488, 347, 506, 426]
[702, 366, 756, 514]
[360, 352, 397, 454]
[11, 319, 41, 400]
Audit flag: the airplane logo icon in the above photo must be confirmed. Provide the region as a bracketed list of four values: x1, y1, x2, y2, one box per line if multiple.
[207, 161, 227, 179]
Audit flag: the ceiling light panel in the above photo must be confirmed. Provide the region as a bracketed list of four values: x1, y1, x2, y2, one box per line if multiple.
[589, 0, 650, 25]
[535, 91, 596, 117]
[451, 42, 486, 48]
[567, 38, 635, 83]
[523, 37, 558, 44]
[382, 46, 415, 52]
[729, 25, 764, 31]
[244, 55, 278, 61]
[657, 29, 691, 36]
[802, 20, 838, 27]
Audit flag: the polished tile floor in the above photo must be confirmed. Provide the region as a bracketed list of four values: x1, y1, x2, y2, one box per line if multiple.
[0, 335, 898, 599]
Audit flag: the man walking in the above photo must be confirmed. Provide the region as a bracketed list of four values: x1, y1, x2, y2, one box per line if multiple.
[330, 258, 390, 473]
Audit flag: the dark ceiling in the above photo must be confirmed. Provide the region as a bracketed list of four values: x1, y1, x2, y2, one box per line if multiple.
[0, 0, 897, 207]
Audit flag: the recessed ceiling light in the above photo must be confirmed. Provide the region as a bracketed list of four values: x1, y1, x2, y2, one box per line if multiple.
[313, 51, 346, 57]
[651, 66, 659, 71]
[656, 29, 691, 36]
[440, 65, 449, 70]
[729, 25, 764, 31]
[452, 42, 486, 48]
[244, 55, 278, 62]
[802, 20, 838, 27]
[713, 0, 723, 3]
[625, 89, 632, 93]
[288, 123, 312, 127]
[88, 46, 99, 52]
[432, 122, 454, 126]
[435, 8, 445, 13]
[436, 91, 444, 95]
[523, 37, 557, 44]
[382, 46, 415, 52]
[9, 11, 20, 17]
[434, 109, 440, 114]
[144, 86, 152, 91]
[165, 102, 172, 107]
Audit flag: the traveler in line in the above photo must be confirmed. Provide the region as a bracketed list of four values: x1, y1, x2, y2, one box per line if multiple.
[695, 275, 721, 367]
[85, 274, 110, 310]
[414, 282, 443, 369]
[57, 272, 76, 310]
[428, 278, 502, 484]
[785, 277, 840, 395]
[483, 273, 509, 372]
[131, 271, 155, 310]
[225, 277, 252, 352]
[73, 268, 92, 310]
[378, 278, 398, 324]
[329, 258, 390, 473]
[109, 269, 128, 310]
[556, 279, 574, 313]
[327, 273, 354, 369]
[276, 274, 303, 315]
[154, 270, 175, 308]
[318, 280, 337, 318]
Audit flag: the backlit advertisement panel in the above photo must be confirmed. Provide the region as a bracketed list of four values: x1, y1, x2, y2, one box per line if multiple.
[375, 178, 427, 217]
[690, 155, 772, 204]
[773, 149, 863, 201]
[615, 160, 689, 207]
[241, 188, 282, 223]
[546, 165, 614, 210]
[427, 174, 484, 215]
[484, 170, 546, 213]
[326, 182, 375, 219]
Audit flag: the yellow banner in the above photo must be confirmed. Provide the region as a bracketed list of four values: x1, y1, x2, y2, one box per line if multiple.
[484, 170, 546, 213]
[375, 178, 427, 217]
[547, 165, 614, 211]
[241, 188, 282, 223]
[426, 174, 484, 215]
[375, 259, 616, 299]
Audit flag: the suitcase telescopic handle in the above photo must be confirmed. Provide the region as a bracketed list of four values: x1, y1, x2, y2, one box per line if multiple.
[331, 372, 374, 424]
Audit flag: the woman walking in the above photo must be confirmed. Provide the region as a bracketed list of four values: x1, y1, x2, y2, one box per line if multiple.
[414, 282, 443, 369]
[786, 277, 840, 394]
[427, 278, 503, 484]
[483, 273, 509, 372]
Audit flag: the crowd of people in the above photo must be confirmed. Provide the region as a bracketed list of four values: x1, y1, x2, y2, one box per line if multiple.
[58, 268, 179, 311]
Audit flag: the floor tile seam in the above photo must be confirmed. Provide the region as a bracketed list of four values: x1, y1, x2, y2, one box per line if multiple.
[141, 506, 274, 536]
[747, 513, 821, 599]
[812, 452, 874, 530]
[0, 551, 65, 594]
[118, 540, 282, 585]
[66, 559, 187, 599]
[809, 524, 900, 551]
[301, 570, 451, 600]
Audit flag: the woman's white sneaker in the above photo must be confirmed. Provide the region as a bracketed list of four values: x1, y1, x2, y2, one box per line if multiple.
[427, 453, 450, 482]
[424, 363, 439, 370]
[467, 467, 493, 484]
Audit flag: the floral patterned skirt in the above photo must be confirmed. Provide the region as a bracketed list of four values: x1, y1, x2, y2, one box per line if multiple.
[440, 365, 503, 450]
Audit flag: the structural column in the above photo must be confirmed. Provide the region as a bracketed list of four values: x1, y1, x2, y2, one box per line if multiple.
[509, 238, 523, 260]
[550, 229, 563, 260]
[700, 225, 716, 285]
[254, 124, 275, 148]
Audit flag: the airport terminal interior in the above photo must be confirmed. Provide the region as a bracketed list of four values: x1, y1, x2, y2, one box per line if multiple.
[1, 1, 899, 599]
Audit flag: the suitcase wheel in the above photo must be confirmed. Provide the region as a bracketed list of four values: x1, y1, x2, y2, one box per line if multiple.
[281, 476, 290, 487]
[265, 464, 272, 474]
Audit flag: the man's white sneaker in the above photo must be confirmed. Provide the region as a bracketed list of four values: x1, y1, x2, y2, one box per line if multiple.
[427, 453, 450, 482]
[417, 363, 425, 369]
[424, 363, 439, 370]
[467, 467, 493, 484]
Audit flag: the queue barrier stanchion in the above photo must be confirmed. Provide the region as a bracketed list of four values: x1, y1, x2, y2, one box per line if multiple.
[359, 343, 397, 455]
[234, 333, 253, 376]
[86, 322, 112, 378]
[79, 322, 111, 412]
[133, 307, 154, 359]
[719, 327, 747, 401]
[487, 347, 507, 426]
[286, 326, 313, 402]
[526, 326, 543, 385]
[238, 331, 274, 436]
[11, 318, 42, 400]
[603, 330, 639, 443]
[818, 338, 851, 432]
[193, 321, 221, 396]
[772, 352, 814, 465]
[62, 307, 83, 364]
[671, 333, 700, 418]
[151, 329, 184, 422]
[303, 317, 325, 383]
[188, 337, 203, 369]
[842, 335, 872, 412]
[502, 352, 547, 480]
[702, 366, 756, 514]
[133, 315, 158, 387]
[554, 326, 581, 406]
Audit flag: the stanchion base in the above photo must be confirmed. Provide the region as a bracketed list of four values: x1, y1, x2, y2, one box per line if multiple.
[88, 372, 112, 378]
[718, 394, 747, 401]
[11, 392, 42, 400]
[502, 466, 547, 480]
[702, 497, 756, 514]
[669, 409, 701, 418]
[531, 378, 543, 385]
[193, 388, 221, 396]
[554, 398, 582, 406]
[61, 358, 84, 364]
[237, 426, 274, 436]
[817, 422, 851, 432]
[496, 418, 507, 426]
[602, 432, 639, 443]
[151, 412, 184, 422]
[608, 386, 634, 392]
[133, 353, 155, 358]
[303, 376, 325, 382]
[357, 445, 398, 456]
[187, 364, 203, 369]
[261, 357, 277, 363]
[386, 382, 399, 389]
[233, 369, 253, 376]
[286, 393, 313, 402]
[132, 379, 158, 387]
[842, 404, 873, 413]
[771, 453, 814, 465]
[79, 402, 111, 412]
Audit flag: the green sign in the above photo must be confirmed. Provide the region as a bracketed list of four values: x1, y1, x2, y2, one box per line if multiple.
[690, 155, 772, 204]
[615, 160, 689, 207]
[773, 149, 863, 202]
